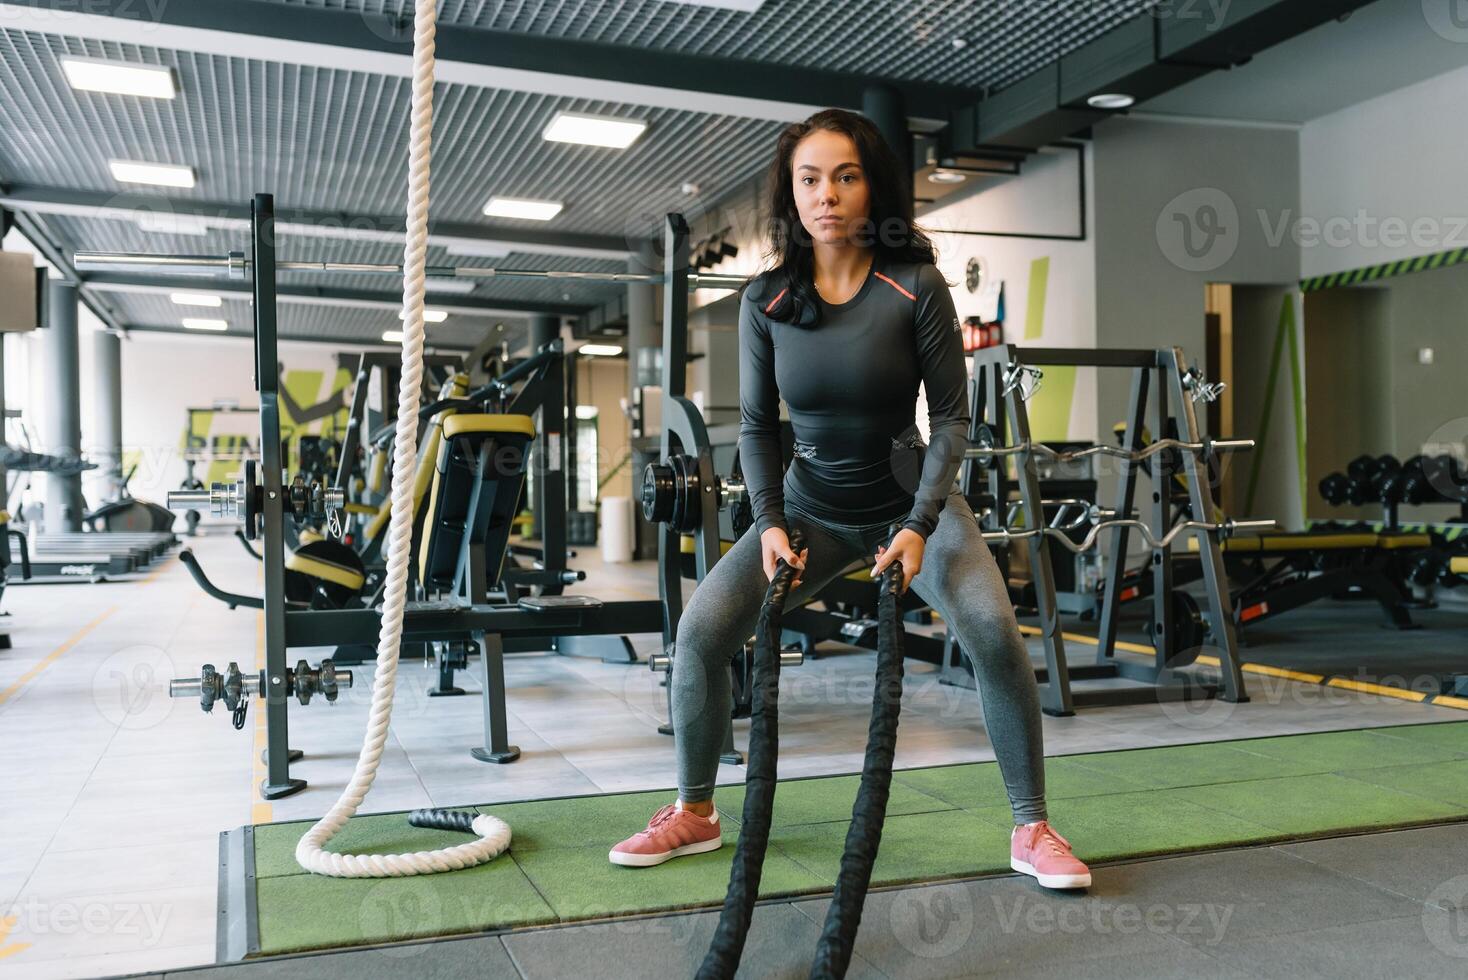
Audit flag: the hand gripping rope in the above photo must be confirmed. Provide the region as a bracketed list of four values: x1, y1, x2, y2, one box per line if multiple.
[698, 528, 906, 979]
[294, 0, 511, 878]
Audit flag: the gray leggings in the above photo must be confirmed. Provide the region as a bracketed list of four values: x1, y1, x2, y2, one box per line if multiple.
[670, 489, 1047, 824]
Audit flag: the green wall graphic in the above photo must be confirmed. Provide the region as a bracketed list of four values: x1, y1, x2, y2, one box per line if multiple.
[1017, 255, 1077, 442]
[180, 357, 355, 481]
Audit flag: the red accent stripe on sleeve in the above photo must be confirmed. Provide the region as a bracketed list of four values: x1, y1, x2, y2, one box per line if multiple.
[764, 287, 789, 313]
[873, 271, 916, 301]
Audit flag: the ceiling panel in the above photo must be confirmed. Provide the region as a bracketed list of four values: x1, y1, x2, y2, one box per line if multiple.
[254, 0, 1150, 91]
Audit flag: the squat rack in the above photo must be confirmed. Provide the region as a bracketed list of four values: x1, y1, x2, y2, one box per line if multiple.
[955, 344, 1272, 716]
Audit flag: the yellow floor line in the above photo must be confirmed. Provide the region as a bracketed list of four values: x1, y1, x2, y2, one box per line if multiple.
[1326, 677, 1427, 703]
[1241, 662, 1326, 684]
[1017, 624, 1452, 709]
[1014, 624, 1154, 656]
[138, 552, 176, 585]
[252, 608, 273, 825]
[0, 607, 118, 710]
[0, 914, 31, 961]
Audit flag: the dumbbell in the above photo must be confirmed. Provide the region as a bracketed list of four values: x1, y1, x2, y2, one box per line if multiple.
[1319, 472, 1350, 507]
[1366, 455, 1401, 503]
[1421, 454, 1468, 504]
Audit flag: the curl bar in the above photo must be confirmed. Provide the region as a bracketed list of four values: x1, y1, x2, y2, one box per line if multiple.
[968, 429, 1255, 470]
[74, 250, 750, 290]
[982, 517, 1277, 554]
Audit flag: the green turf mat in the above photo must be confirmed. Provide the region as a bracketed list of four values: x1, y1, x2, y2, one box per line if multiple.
[770, 809, 1014, 886]
[1369, 723, 1468, 755]
[1175, 772, 1465, 835]
[1063, 741, 1328, 789]
[1340, 759, 1468, 808]
[893, 756, 1148, 806]
[1227, 728, 1468, 772]
[711, 772, 954, 827]
[476, 790, 712, 853]
[256, 853, 555, 954]
[248, 722, 1468, 956]
[969, 788, 1279, 863]
[253, 813, 484, 880]
[512, 842, 825, 920]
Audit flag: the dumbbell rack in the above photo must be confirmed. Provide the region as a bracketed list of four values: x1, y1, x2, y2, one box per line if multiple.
[951, 345, 1252, 716]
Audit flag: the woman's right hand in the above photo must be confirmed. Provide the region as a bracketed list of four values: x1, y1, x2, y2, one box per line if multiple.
[760, 527, 808, 589]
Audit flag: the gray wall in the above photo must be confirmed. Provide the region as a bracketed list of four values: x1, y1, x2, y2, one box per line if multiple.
[1094, 118, 1301, 422]
[1092, 118, 1302, 524]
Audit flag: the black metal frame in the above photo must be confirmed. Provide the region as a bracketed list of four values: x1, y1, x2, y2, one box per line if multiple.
[949, 344, 1248, 716]
[651, 214, 744, 762]
[239, 194, 663, 795]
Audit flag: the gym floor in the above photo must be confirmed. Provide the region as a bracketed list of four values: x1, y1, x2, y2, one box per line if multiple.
[1, 528, 1464, 979]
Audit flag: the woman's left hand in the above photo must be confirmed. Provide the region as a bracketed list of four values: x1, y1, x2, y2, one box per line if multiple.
[872, 529, 924, 595]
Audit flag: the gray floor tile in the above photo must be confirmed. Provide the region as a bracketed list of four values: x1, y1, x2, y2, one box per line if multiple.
[165, 935, 519, 979]
[501, 903, 885, 980]
[1200, 911, 1468, 979]
[793, 878, 1184, 979]
[1095, 847, 1426, 944]
[968, 942, 1257, 979]
[1276, 824, 1468, 910]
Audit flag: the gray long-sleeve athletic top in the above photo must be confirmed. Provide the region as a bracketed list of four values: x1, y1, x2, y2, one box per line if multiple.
[738, 257, 971, 541]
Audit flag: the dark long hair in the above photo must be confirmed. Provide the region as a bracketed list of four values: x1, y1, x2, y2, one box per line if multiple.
[760, 108, 937, 325]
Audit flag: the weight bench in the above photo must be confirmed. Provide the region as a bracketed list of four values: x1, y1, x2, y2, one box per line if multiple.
[1188, 531, 1431, 630]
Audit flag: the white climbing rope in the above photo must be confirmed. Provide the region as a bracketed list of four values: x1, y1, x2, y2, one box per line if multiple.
[295, 0, 511, 877]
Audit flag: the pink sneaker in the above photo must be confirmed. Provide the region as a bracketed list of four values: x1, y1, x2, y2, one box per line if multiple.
[1011, 821, 1092, 889]
[608, 803, 723, 867]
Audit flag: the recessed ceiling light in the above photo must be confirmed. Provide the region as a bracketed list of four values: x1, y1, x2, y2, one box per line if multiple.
[171, 292, 222, 307]
[664, 0, 765, 9]
[382, 330, 405, 343]
[446, 242, 513, 259]
[483, 197, 563, 221]
[1087, 93, 1135, 110]
[543, 111, 647, 149]
[399, 309, 449, 323]
[110, 159, 196, 189]
[927, 170, 968, 185]
[62, 57, 176, 99]
[136, 213, 210, 236]
[578, 343, 623, 357]
[425, 277, 479, 295]
[182, 318, 228, 332]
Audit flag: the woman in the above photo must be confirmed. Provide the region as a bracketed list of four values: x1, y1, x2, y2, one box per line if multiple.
[609, 108, 1090, 890]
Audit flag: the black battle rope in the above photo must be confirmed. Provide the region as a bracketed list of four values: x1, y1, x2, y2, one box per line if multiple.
[696, 528, 807, 980]
[808, 559, 906, 979]
[697, 535, 906, 980]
